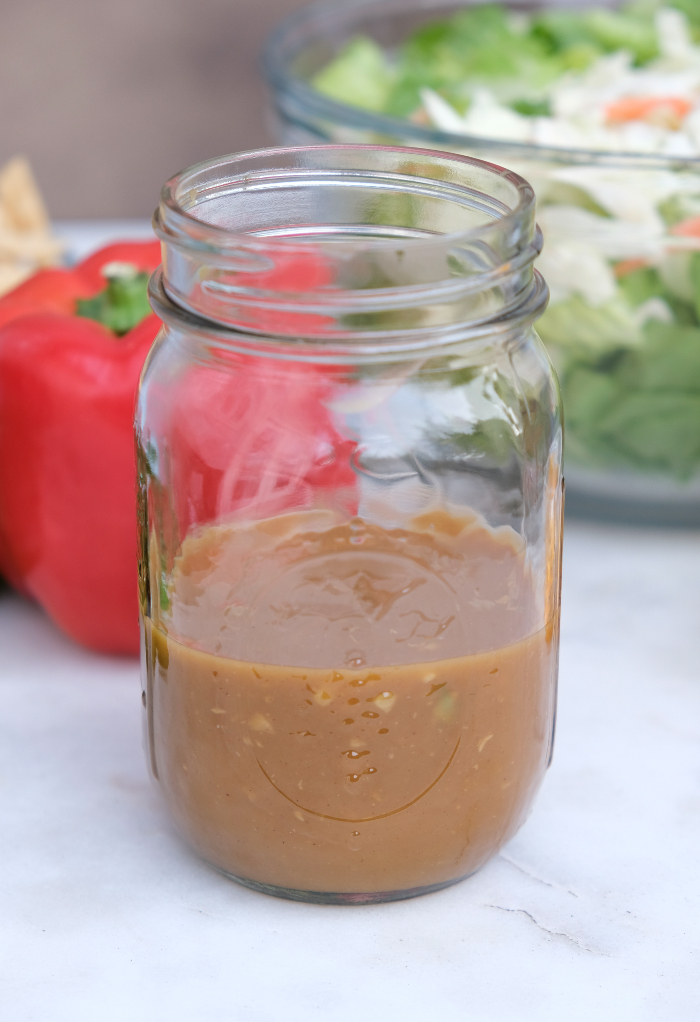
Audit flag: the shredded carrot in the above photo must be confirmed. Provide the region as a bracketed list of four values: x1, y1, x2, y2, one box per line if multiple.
[605, 96, 692, 130]
[614, 258, 649, 278]
[409, 107, 431, 125]
[670, 214, 700, 238]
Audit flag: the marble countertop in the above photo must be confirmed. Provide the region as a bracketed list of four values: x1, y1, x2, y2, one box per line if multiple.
[2, 223, 700, 1020]
[3, 519, 699, 1022]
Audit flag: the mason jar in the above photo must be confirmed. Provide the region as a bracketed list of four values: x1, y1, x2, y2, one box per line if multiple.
[136, 144, 562, 904]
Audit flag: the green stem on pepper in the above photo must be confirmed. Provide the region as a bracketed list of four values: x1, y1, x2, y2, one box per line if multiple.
[76, 262, 151, 336]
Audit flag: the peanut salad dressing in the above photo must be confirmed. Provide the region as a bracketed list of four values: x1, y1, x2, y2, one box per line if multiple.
[143, 509, 557, 897]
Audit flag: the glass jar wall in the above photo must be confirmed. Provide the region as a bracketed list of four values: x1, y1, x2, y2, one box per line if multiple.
[137, 145, 562, 904]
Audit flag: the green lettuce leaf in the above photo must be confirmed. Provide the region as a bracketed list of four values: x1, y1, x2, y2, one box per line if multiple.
[597, 391, 700, 476]
[311, 1, 697, 118]
[617, 266, 664, 307]
[632, 320, 700, 392]
[537, 293, 642, 359]
[312, 37, 394, 112]
[556, 317, 700, 476]
[388, 4, 562, 115]
[583, 10, 658, 63]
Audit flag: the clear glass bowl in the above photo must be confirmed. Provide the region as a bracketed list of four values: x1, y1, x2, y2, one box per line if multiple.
[263, 0, 700, 527]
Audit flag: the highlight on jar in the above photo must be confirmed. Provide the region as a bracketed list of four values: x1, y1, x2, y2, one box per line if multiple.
[137, 145, 563, 904]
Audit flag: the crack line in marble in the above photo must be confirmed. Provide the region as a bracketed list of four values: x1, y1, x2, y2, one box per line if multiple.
[499, 854, 579, 897]
[483, 904, 609, 956]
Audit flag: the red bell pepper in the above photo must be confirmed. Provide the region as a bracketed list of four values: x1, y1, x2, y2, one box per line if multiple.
[164, 248, 356, 530]
[166, 357, 358, 535]
[77, 241, 161, 291]
[0, 242, 162, 655]
[0, 240, 357, 656]
[0, 240, 161, 330]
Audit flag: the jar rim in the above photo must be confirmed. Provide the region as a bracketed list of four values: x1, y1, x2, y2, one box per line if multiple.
[157, 144, 536, 252]
[154, 144, 542, 339]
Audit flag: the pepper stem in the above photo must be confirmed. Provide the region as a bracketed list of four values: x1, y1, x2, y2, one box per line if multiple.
[77, 262, 151, 335]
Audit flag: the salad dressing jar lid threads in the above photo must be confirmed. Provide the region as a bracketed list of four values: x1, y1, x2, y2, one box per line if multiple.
[153, 144, 545, 347]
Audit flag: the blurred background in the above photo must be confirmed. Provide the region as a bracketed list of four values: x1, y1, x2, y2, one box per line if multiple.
[0, 0, 309, 218]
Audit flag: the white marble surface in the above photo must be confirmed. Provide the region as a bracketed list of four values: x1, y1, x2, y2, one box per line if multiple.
[2, 519, 699, 1022]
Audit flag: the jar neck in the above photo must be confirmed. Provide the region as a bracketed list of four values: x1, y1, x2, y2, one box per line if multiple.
[149, 266, 548, 364]
[153, 145, 546, 345]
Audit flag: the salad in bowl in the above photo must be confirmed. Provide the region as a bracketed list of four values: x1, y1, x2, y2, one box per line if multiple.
[264, 0, 700, 523]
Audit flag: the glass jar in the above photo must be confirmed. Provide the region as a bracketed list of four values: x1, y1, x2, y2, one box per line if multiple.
[137, 145, 562, 904]
[263, 0, 700, 527]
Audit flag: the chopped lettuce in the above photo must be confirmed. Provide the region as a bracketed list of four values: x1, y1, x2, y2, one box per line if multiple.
[314, 3, 568, 118]
[632, 320, 700, 391]
[617, 265, 665, 306]
[647, 0, 700, 34]
[544, 304, 700, 476]
[537, 293, 643, 356]
[597, 391, 700, 475]
[538, 269, 700, 477]
[582, 9, 659, 63]
[311, 37, 395, 112]
[532, 8, 658, 65]
[691, 252, 700, 320]
[312, 1, 695, 116]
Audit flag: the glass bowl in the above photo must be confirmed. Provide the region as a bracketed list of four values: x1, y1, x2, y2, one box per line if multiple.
[262, 0, 700, 526]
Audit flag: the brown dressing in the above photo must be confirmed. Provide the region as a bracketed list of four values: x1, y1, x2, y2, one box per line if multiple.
[144, 510, 556, 895]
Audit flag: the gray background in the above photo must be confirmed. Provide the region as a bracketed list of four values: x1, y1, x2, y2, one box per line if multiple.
[0, 0, 310, 218]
